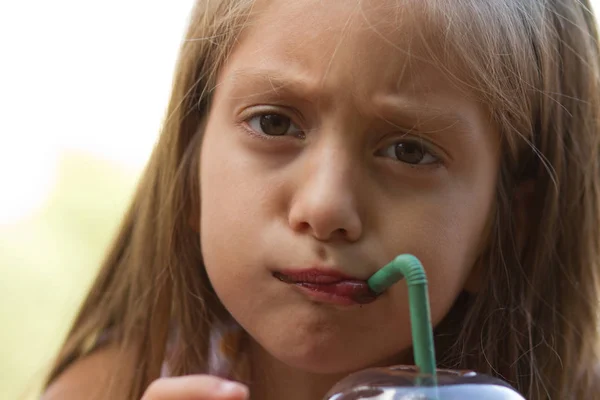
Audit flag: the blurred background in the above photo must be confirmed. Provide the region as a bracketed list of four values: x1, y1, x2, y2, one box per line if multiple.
[2, 1, 600, 399]
[0, 1, 195, 398]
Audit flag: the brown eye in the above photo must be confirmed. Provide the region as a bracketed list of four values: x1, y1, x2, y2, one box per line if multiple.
[247, 113, 302, 137]
[395, 142, 425, 164]
[381, 140, 438, 165]
[259, 114, 290, 135]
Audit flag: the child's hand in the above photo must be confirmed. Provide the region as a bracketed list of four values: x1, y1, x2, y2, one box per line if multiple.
[142, 376, 249, 400]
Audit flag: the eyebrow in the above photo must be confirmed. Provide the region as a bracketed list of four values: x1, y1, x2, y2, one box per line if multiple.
[224, 68, 472, 133]
[226, 68, 322, 102]
[372, 96, 470, 134]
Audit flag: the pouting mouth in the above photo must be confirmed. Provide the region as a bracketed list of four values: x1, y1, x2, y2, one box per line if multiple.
[273, 271, 380, 304]
[272, 270, 367, 284]
[274, 271, 342, 284]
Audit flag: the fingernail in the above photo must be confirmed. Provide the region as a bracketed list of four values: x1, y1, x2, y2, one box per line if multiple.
[218, 381, 249, 397]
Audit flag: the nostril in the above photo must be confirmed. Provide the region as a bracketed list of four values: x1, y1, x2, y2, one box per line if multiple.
[295, 221, 311, 232]
[288, 203, 362, 242]
[335, 228, 348, 237]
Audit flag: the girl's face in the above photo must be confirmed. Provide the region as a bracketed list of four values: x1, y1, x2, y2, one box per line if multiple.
[199, 0, 500, 374]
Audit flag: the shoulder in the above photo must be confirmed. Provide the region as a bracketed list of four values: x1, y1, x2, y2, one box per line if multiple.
[41, 345, 131, 400]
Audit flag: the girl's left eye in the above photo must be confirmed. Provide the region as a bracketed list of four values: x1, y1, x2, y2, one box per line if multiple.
[246, 113, 304, 138]
[380, 140, 439, 165]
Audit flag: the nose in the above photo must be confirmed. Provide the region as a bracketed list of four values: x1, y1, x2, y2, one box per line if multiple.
[287, 148, 363, 242]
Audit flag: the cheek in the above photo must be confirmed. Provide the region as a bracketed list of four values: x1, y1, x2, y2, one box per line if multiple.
[418, 183, 496, 322]
[377, 169, 497, 326]
[198, 118, 277, 307]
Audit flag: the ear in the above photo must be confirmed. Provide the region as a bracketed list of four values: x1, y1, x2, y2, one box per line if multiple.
[462, 179, 535, 294]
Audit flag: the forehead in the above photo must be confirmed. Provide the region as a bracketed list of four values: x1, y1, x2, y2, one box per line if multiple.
[219, 0, 464, 102]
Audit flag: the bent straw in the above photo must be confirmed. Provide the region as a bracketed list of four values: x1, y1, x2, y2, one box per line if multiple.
[367, 254, 437, 380]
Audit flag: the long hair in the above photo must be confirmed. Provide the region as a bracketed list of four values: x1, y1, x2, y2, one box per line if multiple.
[424, 1, 600, 398]
[44, 1, 600, 399]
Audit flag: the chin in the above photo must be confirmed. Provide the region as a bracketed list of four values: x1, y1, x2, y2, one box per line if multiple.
[240, 304, 413, 376]
[261, 335, 398, 375]
[278, 351, 372, 375]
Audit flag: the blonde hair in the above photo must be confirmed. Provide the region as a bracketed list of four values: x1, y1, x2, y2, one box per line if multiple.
[45, 1, 600, 398]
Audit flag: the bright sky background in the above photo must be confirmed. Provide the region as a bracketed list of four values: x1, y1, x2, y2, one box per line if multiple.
[0, 1, 195, 224]
[0, 0, 599, 224]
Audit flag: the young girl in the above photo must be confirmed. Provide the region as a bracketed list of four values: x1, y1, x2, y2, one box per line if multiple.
[42, 0, 600, 399]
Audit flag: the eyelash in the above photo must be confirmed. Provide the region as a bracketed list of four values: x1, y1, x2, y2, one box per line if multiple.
[377, 136, 443, 167]
[240, 109, 306, 140]
[239, 110, 444, 167]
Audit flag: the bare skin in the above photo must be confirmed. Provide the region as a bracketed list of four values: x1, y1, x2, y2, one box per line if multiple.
[42, 346, 128, 400]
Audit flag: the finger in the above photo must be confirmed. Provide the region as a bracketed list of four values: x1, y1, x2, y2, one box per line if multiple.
[142, 376, 249, 400]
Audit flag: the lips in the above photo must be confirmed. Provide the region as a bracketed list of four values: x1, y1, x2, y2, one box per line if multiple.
[273, 268, 379, 305]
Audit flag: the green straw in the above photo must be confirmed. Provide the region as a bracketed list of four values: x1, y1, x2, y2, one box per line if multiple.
[368, 254, 437, 380]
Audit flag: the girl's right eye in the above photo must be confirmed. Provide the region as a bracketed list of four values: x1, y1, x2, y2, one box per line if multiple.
[246, 113, 304, 138]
